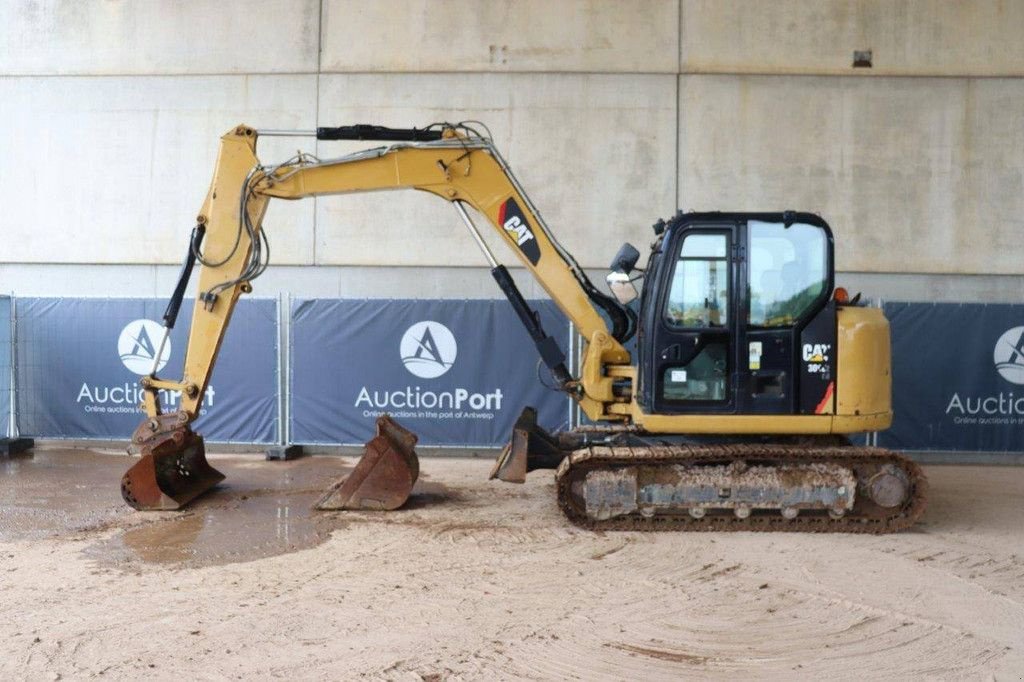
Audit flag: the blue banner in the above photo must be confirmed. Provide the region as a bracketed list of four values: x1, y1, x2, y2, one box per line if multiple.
[290, 299, 571, 446]
[0, 297, 10, 439]
[881, 302, 1024, 452]
[15, 298, 279, 443]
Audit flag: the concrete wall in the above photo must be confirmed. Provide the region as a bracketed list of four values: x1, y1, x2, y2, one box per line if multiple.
[2, 0, 1022, 302]
[679, 75, 1024, 274]
[322, 0, 679, 73]
[681, 0, 1024, 77]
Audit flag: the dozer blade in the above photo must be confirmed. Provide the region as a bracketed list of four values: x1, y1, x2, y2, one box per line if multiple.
[490, 406, 569, 483]
[315, 415, 419, 511]
[121, 420, 224, 511]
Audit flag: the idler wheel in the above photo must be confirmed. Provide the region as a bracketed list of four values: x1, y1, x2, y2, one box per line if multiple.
[868, 465, 910, 508]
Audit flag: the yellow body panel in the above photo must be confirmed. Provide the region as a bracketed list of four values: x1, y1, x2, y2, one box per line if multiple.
[835, 305, 893, 429]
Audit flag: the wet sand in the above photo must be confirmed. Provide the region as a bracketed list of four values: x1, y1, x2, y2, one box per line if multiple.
[1, 446, 1022, 680]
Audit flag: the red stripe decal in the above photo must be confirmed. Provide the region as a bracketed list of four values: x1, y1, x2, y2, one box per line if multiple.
[815, 381, 835, 414]
[497, 200, 508, 225]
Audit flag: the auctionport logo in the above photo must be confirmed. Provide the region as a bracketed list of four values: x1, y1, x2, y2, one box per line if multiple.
[994, 326, 1024, 385]
[355, 319, 501, 420]
[118, 319, 169, 375]
[400, 321, 456, 379]
[77, 317, 212, 415]
[945, 324, 1024, 423]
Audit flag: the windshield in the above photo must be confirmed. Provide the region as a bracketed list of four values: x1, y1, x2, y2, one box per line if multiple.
[748, 221, 828, 327]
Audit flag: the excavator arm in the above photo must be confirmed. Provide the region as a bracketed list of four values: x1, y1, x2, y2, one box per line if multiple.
[141, 124, 630, 425]
[122, 123, 632, 510]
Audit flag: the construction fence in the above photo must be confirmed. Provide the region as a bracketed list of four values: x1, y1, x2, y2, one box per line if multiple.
[14, 298, 280, 445]
[2, 296, 1022, 461]
[289, 298, 570, 447]
[1, 296, 12, 440]
[880, 302, 1024, 460]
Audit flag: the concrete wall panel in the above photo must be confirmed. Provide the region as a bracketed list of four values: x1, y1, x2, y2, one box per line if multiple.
[0, 0, 319, 75]
[4, 263, 1022, 307]
[0, 75, 317, 265]
[681, 0, 1024, 77]
[678, 74, 1024, 275]
[1, 0, 1020, 285]
[315, 73, 677, 268]
[321, 0, 678, 73]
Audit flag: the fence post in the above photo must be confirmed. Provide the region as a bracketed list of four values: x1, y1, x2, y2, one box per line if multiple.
[265, 292, 302, 460]
[2, 294, 33, 455]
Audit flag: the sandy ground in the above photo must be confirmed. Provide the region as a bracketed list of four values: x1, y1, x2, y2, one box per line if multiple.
[1, 447, 1022, 681]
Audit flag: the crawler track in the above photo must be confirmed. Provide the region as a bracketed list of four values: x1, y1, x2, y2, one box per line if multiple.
[556, 444, 927, 533]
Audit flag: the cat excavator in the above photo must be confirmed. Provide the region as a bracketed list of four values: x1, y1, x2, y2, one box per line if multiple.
[122, 122, 926, 533]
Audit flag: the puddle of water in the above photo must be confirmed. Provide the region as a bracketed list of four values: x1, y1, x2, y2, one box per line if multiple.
[2, 447, 457, 569]
[88, 460, 456, 569]
[110, 493, 341, 566]
[85, 454, 353, 568]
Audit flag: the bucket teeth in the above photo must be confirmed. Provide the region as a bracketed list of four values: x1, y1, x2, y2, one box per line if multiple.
[121, 417, 224, 510]
[315, 415, 419, 511]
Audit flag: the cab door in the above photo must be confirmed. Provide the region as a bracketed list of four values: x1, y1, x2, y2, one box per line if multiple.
[743, 219, 834, 415]
[651, 226, 738, 414]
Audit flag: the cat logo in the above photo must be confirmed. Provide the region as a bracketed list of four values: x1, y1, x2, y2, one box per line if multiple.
[503, 214, 533, 247]
[497, 197, 541, 265]
[802, 343, 831, 364]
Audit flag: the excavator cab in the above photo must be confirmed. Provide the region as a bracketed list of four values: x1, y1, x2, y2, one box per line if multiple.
[636, 212, 838, 420]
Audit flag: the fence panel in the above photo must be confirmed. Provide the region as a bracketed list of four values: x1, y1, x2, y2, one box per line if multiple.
[290, 298, 571, 446]
[15, 297, 279, 443]
[880, 302, 1024, 454]
[0, 297, 11, 439]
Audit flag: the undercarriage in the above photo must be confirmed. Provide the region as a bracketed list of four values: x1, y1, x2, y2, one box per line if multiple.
[492, 408, 927, 533]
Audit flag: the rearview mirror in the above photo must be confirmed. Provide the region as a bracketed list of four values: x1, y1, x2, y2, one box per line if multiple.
[609, 242, 641, 274]
[606, 271, 638, 305]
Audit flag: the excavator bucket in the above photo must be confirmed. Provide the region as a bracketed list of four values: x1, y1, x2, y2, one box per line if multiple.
[315, 415, 419, 511]
[490, 406, 569, 483]
[121, 425, 225, 511]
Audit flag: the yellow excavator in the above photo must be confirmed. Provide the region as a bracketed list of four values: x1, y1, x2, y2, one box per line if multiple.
[122, 122, 926, 532]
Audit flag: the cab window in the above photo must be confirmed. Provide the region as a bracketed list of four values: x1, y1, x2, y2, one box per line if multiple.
[748, 221, 827, 327]
[664, 233, 729, 328]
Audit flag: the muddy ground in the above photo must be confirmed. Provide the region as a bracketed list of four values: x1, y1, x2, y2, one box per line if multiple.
[1, 447, 1022, 680]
